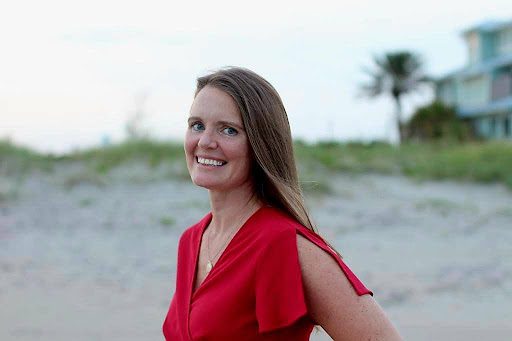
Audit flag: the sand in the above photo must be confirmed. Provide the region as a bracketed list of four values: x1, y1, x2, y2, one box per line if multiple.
[1, 162, 511, 340]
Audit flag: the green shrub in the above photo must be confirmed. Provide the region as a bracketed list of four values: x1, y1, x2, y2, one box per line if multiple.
[406, 101, 473, 142]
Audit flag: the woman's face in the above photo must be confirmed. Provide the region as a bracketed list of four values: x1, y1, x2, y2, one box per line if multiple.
[185, 86, 253, 192]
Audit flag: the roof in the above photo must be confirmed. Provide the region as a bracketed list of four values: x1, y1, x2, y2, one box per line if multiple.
[462, 19, 512, 36]
[435, 18, 512, 83]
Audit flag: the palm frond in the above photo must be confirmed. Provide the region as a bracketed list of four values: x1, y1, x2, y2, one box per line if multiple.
[360, 50, 430, 99]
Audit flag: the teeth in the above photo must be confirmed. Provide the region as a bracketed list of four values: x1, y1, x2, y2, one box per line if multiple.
[197, 157, 225, 166]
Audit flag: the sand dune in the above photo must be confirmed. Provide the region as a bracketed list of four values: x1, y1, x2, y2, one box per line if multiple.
[1, 163, 511, 340]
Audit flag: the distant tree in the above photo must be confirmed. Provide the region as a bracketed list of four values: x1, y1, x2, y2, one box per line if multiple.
[126, 91, 151, 140]
[360, 51, 430, 144]
[405, 101, 473, 142]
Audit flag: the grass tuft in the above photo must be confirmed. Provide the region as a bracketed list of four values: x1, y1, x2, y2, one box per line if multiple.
[159, 216, 176, 227]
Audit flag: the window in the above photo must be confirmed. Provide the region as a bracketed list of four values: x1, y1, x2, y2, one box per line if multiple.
[461, 75, 489, 107]
[497, 27, 512, 56]
[491, 69, 512, 100]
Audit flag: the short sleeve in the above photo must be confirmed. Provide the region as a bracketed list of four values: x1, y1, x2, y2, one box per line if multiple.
[255, 229, 308, 333]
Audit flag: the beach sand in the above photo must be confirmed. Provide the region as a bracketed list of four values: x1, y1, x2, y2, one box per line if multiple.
[1, 163, 511, 340]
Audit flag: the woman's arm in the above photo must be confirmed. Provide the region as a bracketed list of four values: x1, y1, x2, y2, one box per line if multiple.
[297, 234, 403, 340]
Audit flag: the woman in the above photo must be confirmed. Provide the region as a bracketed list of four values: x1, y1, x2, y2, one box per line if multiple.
[162, 67, 402, 340]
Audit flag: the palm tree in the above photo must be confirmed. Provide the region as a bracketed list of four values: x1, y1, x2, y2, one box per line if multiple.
[360, 51, 430, 143]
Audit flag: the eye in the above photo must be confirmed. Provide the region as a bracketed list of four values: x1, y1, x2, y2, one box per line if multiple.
[190, 122, 204, 131]
[222, 127, 238, 136]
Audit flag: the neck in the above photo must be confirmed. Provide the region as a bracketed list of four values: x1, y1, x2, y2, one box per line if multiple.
[208, 182, 263, 234]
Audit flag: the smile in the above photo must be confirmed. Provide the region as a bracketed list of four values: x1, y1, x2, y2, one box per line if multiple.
[196, 157, 227, 167]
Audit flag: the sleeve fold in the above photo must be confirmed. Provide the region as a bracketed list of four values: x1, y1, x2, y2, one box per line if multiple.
[255, 225, 373, 334]
[255, 229, 308, 333]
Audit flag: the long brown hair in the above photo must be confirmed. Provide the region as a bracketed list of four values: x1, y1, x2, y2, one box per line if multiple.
[195, 66, 316, 233]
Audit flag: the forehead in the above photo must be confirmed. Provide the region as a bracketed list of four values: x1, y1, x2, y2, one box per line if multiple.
[190, 86, 242, 124]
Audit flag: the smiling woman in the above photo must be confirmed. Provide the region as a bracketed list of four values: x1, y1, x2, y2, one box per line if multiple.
[162, 67, 402, 340]
[184, 86, 253, 192]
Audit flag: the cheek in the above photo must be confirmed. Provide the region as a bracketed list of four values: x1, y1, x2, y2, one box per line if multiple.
[225, 139, 250, 162]
[238, 145, 253, 174]
[184, 133, 196, 163]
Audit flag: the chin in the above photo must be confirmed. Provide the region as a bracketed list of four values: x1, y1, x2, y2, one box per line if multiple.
[191, 175, 247, 192]
[192, 181, 215, 189]
[191, 176, 223, 190]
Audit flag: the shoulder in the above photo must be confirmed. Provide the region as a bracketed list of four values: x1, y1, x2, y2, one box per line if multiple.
[296, 234, 351, 298]
[252, 206, 300, 239]
[296, 233, 372, 301]
[296, 234, 351, 290]
[253, 206, 335, 255]
[250, 207, 303, 265]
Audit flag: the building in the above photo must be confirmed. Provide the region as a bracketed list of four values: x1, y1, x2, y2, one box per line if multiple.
[436, 19, 512, 139]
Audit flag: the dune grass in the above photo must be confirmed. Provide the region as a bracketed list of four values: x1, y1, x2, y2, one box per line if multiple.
[294, 140, 512, 189]
[1, 138, 511, 189]
[68, 139, 185, 173]
[0, 139, 54, 176]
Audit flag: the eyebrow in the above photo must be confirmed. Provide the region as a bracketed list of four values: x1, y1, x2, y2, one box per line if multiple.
[188, 116, 244, 130]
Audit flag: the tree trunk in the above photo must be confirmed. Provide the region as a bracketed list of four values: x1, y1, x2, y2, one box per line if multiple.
[393, 95, 403, 144]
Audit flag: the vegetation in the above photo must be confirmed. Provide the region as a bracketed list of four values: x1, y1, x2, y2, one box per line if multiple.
[295, 140, 512, 189]
[360, 51, 431, 143]
[68, 139, 185, 173]
[406, 101, 473, 142]
[1, 138, 512, 189]
[0, 139, 54, 176]
[159, 215, 176, 227]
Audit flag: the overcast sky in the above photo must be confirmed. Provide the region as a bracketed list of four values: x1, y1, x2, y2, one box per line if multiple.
[1, 1, 511, 153]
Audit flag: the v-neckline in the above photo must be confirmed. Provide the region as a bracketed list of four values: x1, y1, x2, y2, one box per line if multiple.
[190, 206, 265, 298]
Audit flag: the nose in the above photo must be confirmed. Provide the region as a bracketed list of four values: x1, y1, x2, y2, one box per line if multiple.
[197, 130, 218, 149]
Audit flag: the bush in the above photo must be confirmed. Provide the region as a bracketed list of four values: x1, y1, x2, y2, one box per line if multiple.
[406, 101, 473, 142]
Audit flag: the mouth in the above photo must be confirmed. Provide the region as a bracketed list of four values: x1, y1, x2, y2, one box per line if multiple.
[196, 156, 227, 167]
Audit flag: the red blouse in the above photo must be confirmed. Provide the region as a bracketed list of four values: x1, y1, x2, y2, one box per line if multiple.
[162, 206, 372, 340]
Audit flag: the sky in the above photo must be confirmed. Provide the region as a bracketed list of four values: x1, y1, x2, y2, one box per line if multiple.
[1, 1, 511, 153]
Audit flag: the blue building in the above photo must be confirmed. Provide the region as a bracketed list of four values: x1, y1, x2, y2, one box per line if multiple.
[436, 19, 512, 139]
